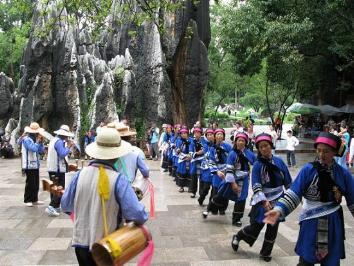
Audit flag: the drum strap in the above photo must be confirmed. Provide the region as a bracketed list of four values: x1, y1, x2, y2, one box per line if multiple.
[98, 166, 110, 237]
[98, 166, 124, 258]
[117, 158, 132, 182]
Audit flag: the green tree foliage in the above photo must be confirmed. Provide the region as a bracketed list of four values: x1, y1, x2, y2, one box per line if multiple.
[0, 0, 33, 82]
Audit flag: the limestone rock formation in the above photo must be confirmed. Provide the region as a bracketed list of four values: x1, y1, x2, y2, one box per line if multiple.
[6, 0, 210, 145]
[0, 73, 15, 127]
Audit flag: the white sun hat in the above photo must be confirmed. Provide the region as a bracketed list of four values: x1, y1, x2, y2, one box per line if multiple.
[85, 127, 131, 160]
[24, 122, 44, 134]
[54, 125, 75, 137]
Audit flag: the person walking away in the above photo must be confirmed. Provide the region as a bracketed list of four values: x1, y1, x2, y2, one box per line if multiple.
[61, 128, 148, 266]
[286, 130, 299, 168]
[264, 132, 354, 266]
[20, 122, 45, 207]
[45, 125, 75, 217]
[231, 133, 292, 262]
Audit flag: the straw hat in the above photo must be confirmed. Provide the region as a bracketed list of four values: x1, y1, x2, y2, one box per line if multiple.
[85, 128, 131, 159]
[24, 122, 44, 134]
[54, 125, 74, 137]
[107, 122, 137, 137]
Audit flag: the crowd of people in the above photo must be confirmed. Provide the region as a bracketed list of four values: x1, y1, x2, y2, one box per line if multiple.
[17, 121, 149, 265]
[156, 119, 354, 265]
[4, 117, 354, 265]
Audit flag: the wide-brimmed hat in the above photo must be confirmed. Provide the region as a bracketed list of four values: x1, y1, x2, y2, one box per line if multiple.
[233, 132, 249, 144]
[24, 122, 44, 134]
[85, 128, 131, 160]
[106, 122, 137, 137]
[314, 132, 344, 157]
[255, 133, 273, 149]
[54, 125, 74, 137]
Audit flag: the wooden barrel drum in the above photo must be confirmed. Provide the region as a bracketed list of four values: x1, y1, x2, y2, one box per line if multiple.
[91, 224, 152, 266]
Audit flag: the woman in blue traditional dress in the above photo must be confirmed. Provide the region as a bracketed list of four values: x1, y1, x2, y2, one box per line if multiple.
[170, 124, 181, 179]
[161, 124, 173, 172]
[225, 132, 256, 226]
[198, 128, 215, 206]
[176, 128, 193, 192]
[189, 127, 206, 198]
[264, 132, 354, 266]
[202, 128, 232, 217]
[231, 133, 292, 262]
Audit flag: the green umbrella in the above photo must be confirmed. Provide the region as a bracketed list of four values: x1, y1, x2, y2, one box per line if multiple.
[288, 103, 320, 114]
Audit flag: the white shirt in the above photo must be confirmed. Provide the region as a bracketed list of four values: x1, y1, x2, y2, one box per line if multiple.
[286, 136, 299, 151]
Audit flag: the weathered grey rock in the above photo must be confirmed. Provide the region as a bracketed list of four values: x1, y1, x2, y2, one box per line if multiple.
[10, 0, 210, 142]
[0, 73, 15, 125]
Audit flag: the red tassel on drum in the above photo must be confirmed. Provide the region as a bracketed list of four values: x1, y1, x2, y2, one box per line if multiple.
[137, 239, 154, 266]
[148, 182, 155, 219]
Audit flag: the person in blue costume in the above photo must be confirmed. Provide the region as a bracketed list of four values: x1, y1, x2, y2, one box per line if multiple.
[231, 133, 292, 262]
[170, 124, 181, 179]
[264, 132, 354, 266]
[161, 124, 173, 172]
[202, 128, 232, 217]
[198, 128, 216, 206]
[189, 127, 206, 198]
[225, 132, 256, 226]
[176, 128, 193, 192]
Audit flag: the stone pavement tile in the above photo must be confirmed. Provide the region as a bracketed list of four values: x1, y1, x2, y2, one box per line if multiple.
[0, 238, 34, 250]
[159, 223, 228, 237]
[164, 247, 209, 262]
[0, 250, 46, 265]
[277, 223, 299, 243]
[57, 228, 74, 238]
[10, 206, 49, 219]
[273, 255, 299, 265]
[20, 228, 61, 239]
[0, 219, 22, 228]
[190, 258, 279, 266]
[0, 228, 24, 238]
[47, 219, 73, 228]
[38, 250, 78, 265]
[273, 234, 297, 256]
[28, 238, 71, 251]
[152, 235, 184, 248]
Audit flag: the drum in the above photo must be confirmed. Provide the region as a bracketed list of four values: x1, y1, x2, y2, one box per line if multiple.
[92, 223, 152, 266]
[132, 175, 149, 201]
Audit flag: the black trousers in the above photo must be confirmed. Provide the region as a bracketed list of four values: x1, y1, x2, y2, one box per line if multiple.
[237, 221, 280, 257]
[75, 247, 96, 266]
[48, 172, 65, 208]
[233, 200, 246, 222]
[199, 182, 216, 203]
[297, 257, 314, 266]
[207, 192, 229, 214]
[189, 174, 200, 194]
[24, 169, 40, 203]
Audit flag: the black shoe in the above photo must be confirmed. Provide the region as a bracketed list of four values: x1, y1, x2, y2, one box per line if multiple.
[197, 197, 204, 206]
[190, 194, 196, 198]
[231, 235, 240, 252]
[178, 187, 184, 193]
[232, 220, 242, 227]
[202, 211, 208, 219]
[260, 255, 272, 262]
[219, 210, 225, 215]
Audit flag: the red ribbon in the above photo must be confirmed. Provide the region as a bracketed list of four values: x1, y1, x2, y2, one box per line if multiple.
[148, 181, 155, 219]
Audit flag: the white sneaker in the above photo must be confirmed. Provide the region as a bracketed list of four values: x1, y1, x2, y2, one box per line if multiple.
[33, 201, 44, 205]
[45, 206, 60, 217]
[25, 202, 33, 207]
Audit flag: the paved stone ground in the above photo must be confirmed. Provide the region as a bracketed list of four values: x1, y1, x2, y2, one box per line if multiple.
[1, 154, 354, 266]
